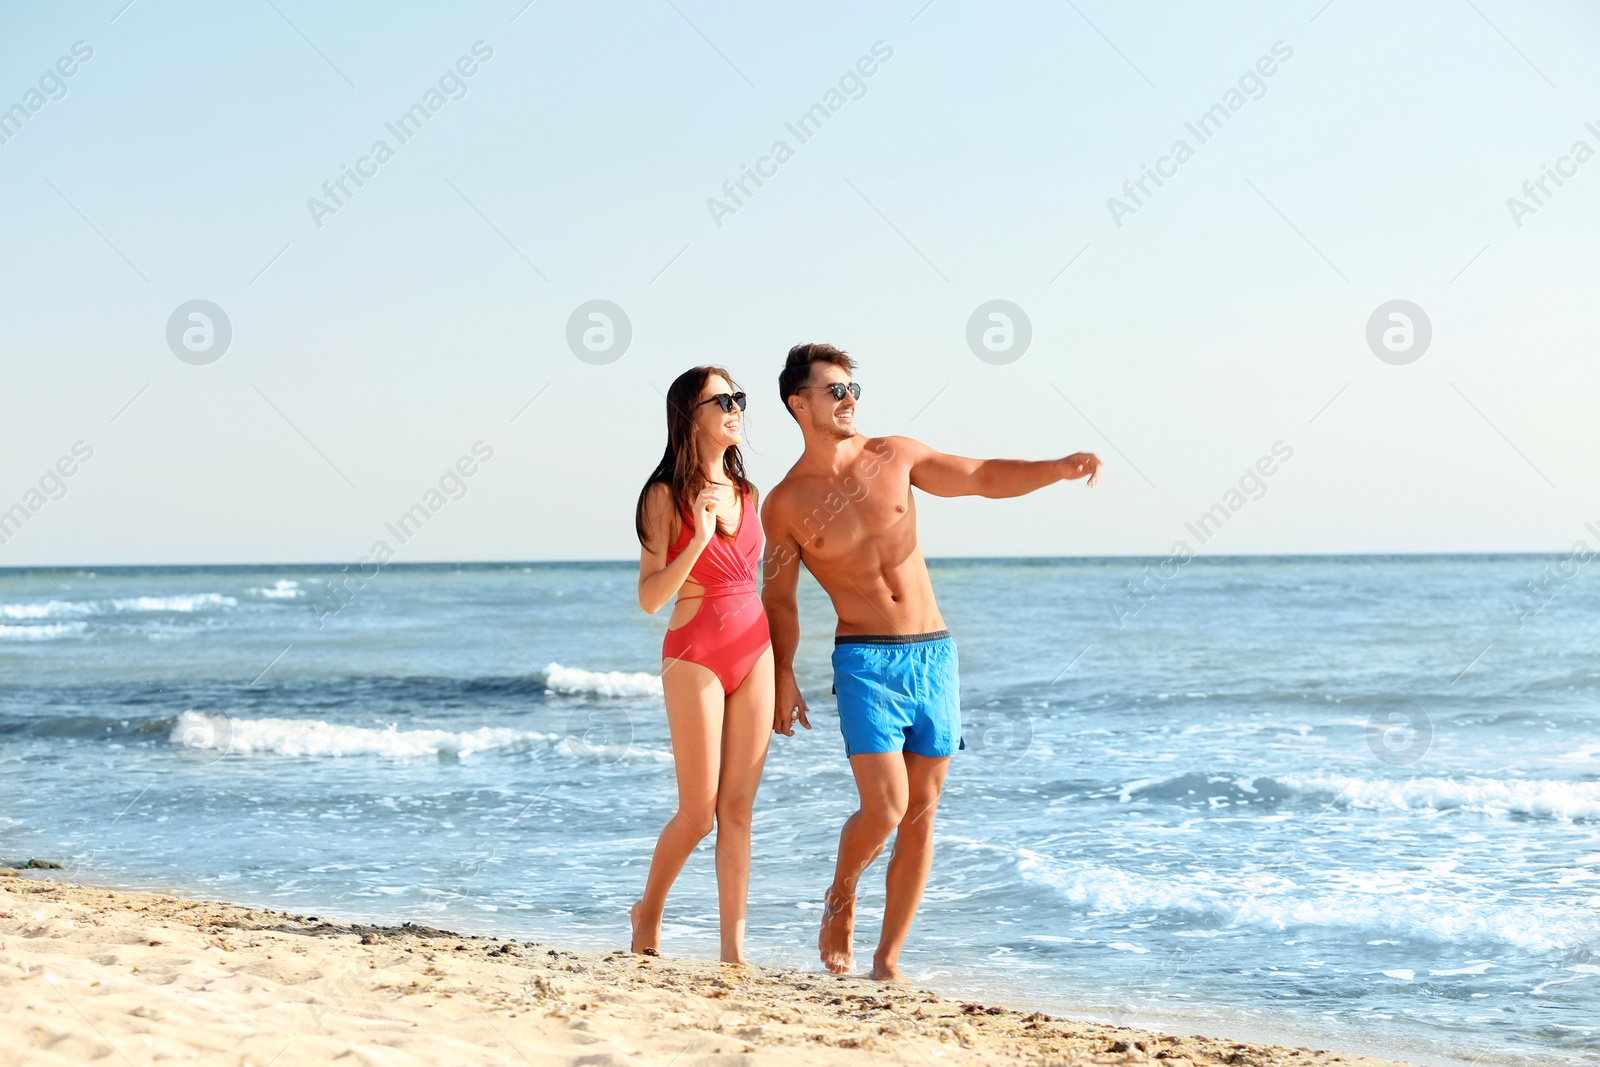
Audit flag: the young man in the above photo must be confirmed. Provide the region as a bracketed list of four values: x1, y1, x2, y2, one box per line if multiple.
[760, 342, 1103, 982]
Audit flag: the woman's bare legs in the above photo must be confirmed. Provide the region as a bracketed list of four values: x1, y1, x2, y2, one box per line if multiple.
[631, 657, 722, 956]
[713, 647, 774, 963]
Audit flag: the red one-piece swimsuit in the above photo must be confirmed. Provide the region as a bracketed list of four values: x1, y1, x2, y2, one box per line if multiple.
[661, 489, 771, 694]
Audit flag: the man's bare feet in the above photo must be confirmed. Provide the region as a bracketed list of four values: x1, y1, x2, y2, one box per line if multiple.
[818, 886, 856, 974]
[630, 900, 659, 956]
[869, 953, 909, 984]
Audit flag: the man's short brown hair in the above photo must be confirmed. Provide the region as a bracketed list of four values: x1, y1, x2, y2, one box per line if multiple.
[779, 342, 856, 419]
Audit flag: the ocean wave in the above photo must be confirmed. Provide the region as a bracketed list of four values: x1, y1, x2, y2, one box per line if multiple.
[0, 621, 87, 641]
[168, 710, 557, 759]
[0, 601, 69, 620]
[252, 580, 301, 599]
[1121, 772, 1296, 805]
[108, 593, 238, 612]
[0, 593, 237, 619]
[1112, 771, 1600, 822]
[540, 662, 662, 699]
[0, 713, 163, 739]
[1280, 773, 1600, 822]
[1004, 846, 1590, 953]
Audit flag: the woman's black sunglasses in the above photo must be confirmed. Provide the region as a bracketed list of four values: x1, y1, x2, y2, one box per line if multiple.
[697, 392, 748, 413]
[798, 381, 861, 402]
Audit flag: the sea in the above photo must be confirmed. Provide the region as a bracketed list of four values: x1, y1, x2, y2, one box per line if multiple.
[1, 557, 1596, 1065]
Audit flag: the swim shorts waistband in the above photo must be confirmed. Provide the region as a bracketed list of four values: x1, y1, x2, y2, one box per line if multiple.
[834, 630, 952, 647]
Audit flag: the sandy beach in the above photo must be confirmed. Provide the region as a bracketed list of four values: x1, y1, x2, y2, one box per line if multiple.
[0, 871, 1429, 1067]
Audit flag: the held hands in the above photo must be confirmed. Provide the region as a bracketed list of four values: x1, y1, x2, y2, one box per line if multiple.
[773, 674, 811, 736]
[1060, 452, 1103, 487]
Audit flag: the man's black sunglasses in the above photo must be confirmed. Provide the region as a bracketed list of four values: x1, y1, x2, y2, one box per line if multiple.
[798, 381, 861, 402]
[697, 392, 748, 413]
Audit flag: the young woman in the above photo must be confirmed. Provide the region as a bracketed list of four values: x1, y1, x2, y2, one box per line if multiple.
[632, 365, 774, 964]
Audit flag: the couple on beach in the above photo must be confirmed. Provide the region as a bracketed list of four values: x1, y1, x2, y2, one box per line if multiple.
[630, 343, 1103, 981]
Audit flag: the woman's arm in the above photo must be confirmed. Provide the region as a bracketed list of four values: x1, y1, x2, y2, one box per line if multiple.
[637, 482, 717, 613]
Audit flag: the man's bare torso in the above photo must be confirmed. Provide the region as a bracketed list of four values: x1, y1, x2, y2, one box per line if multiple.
[766, 436, 945, 637]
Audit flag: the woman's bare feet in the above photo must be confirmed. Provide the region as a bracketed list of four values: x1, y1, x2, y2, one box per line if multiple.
[630, 900, 660, 956]
[818, 886, 856, 974]
[869, 952, 909, 984]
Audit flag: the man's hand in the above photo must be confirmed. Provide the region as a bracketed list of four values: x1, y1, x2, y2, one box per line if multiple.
[773, 673, 811, 736]
[1060, 452, 1103, 487]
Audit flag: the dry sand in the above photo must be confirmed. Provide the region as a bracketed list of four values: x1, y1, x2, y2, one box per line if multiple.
[0, 872, 1425, 1067]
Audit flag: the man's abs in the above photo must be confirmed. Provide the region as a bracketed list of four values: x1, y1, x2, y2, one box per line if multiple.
[805, 550, 945, 637]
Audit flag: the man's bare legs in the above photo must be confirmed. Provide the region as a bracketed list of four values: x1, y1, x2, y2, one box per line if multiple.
[712, 648, 774, 964]
[819, 753, 905, 973]
[819, 750, 950, 980]
[872, 752, 949, 981]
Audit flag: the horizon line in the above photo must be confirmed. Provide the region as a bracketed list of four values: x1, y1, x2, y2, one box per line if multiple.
[0, 550, 1581, 574]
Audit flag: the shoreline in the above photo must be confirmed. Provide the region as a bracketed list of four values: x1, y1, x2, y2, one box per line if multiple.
[0, 871, 1455, 1067]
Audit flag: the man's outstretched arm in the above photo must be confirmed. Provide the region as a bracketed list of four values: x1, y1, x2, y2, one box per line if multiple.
[760, 493, 811, 736]
[895, 436, 1103, 498]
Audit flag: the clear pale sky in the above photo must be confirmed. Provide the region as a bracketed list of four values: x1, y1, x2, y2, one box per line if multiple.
[2, 0, 1597, 566]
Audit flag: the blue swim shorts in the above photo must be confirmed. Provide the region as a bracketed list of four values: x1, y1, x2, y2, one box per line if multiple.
[831, 631, 964, 758]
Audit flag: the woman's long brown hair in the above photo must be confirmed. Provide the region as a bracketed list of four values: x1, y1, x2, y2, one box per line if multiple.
[635, 365, 754, 547]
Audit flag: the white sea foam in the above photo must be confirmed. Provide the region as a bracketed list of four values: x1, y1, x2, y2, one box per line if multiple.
[1107, 941, 1149, 954]
[169, 710, 556, 759]
[0, 601, 73, 620]
[0, 621, 86, 640]
[253, 580, 301, 599]
[1430, 962, 1495, 976]
[1556, 742, 1600, 765]
[1280, 773, 1600, 821]
[108, 593, 238, 612]
[541, 662, 662, 699]
[0, 593, 237, 619]
[1006, 847, 1588, 953]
